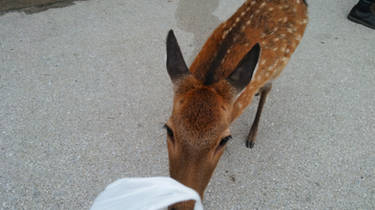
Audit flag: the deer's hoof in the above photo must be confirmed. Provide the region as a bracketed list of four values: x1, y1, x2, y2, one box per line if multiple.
[246, 140, 255, 149]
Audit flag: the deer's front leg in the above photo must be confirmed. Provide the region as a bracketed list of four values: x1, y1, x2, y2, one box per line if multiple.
[246, 83, 272, 148]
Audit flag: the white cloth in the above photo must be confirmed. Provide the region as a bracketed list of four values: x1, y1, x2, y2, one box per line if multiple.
[90, 177, 203, 210]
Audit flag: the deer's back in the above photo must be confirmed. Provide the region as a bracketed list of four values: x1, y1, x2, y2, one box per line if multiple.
[189, 0, 308, 120]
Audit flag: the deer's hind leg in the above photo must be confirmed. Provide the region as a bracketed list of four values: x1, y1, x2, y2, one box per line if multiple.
[246, 83, 272, 148]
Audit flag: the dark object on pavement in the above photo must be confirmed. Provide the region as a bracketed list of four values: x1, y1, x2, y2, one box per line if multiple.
[348, 0, 375, 29]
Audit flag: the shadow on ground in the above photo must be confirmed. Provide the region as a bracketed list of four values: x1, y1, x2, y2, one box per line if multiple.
[0, 0, 86, 15]
[175, 0, 221, 62]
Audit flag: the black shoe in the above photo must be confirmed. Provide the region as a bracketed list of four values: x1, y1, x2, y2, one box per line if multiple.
[348, 3, 375, 30]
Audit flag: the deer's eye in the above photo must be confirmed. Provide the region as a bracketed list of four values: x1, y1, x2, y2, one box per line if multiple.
[163, 124, 174, 139]
[219, 135, 232, 147]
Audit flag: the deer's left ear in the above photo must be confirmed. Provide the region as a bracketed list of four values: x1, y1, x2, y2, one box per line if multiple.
[166, 30, 190, 84]
[226, 43, 260, 94]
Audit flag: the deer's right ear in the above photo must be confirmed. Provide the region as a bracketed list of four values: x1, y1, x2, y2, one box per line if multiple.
[226, 43, 260, 95]
[166, 30, 190, 84]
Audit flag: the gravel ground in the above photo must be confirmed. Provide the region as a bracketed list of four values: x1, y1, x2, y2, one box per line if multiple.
[0, 0, 374, 209]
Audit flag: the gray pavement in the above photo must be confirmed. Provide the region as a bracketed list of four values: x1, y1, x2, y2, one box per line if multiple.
[1, 0, 374, 209]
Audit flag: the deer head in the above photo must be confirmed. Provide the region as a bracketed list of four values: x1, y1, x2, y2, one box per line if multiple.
[164, 30, 260, 209]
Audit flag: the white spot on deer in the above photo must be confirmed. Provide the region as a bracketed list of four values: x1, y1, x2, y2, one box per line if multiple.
[251, 1, 256, 6]
[283, 17, 288, 23]
[261, 59, 266, 65]
[282, 57, 289, 63]
[273, 47, 278, 51]
[260, 2, 266, 8]
[222, 31, 228, 39]
[241, 25, 246, 32]
[303, 19, 308, 24]
[265, 72, 270, 77]
[255, 9, 260, 14]
[273, 37, 280, 42]
[287, 28, 293, 33]
[274, 59, 280, 66]
[229, 27, 234, 33]
[269, 7, 274, 11]
[236, 17, 240, 23]
[241, 11, 246, 16]
[296, 34, 302, 41]
[296, 0, 301, 3]
[238, 103, 242, 108]
[246, 20, 251, 25]
[273, 60, 279, 68]
[286, 48, 290, 53]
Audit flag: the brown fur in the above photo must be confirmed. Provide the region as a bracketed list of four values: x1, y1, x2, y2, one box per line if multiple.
[166, 1, 308, 209]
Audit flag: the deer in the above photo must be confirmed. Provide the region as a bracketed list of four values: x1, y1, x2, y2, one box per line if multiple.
[164, 0, 308, 209]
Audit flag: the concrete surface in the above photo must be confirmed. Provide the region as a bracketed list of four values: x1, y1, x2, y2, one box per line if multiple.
[0, 0, 374, 209]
